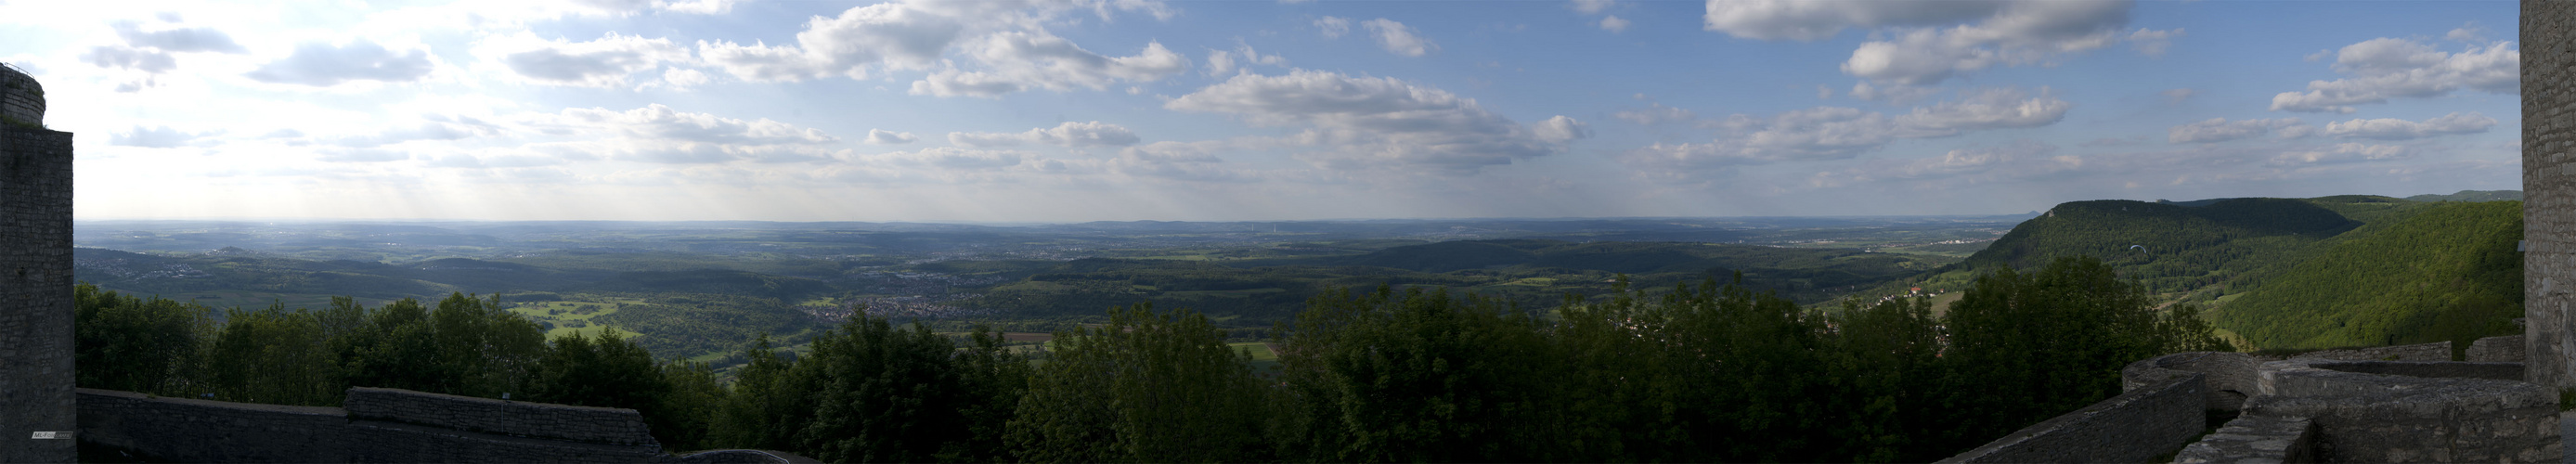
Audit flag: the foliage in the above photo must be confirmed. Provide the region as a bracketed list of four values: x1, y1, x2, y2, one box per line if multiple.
[2212, 201, 2524, 349]
[73, 285, 211, 394]
[1272, 287, 1560, 461]
[1007, 303, 1273, 463]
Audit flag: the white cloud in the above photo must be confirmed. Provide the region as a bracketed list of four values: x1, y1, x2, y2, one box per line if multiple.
[111, 125, 212, 148]
[1572, 0, 1615, 15]
[907, 32, 1185, 97]
[482, 32, 692, 89]
[111, 21, 246, 54]
[1166, 70, 1576, 174]
[318, 148, 411, 162]
[949, 121, 1141, 148]
[2168, 118, 2307, 144]
[696, 0, 1180, 97]
[1807, 139, 2068, 188]
[1599, 16, 1631, 33]
[1204, 43, 1287, 76]
[1702, 0, 2159, 85]
[549, 104, 838, 145]
[1362, 19, 1438, 57]
[1623, 87, 2069, 170]
[2322, 111, 2497, 140]
[2161, 88, 2197, 103]
[1534, 115, 1591, 142]
[1315, 16, 1352, 38]
[1889, 87, 2069, 137]
[1613, 103, 1697, 125]
[2270, 143, 2410, 166]
[2269, 37, 2518, 112]
[1848, 82, 1939, 104]
[2127, 28, 2181, 57]
[866, 129, 919, 144]
[245, 39, 437, 86]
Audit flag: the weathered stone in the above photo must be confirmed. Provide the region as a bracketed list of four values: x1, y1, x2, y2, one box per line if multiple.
[79, 387, 817, 463]
[2531, 0, 2576, 389]
[1936, 373, 2206, 464]
[0, 67, 72, 463]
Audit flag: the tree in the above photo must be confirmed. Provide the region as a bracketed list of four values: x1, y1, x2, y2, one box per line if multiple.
[72, 284, 210, 395]
[1273, 287, 1562, 462]
[1939, 255, 2230, 449]
[1009, 303, 1272, 463]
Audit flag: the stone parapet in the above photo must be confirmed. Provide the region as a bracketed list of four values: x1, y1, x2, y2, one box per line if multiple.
[2127, 352, 2261, 411]
[2473, 335, 2530, 363]
[2172, 415, 2318, 464]
[78, 387, 814, 463]
[1936, 373, 2207, 464]
[2247, 359, 2560, 462]
[2289, 342, 2454, 362]
[343, 386, 660, 447]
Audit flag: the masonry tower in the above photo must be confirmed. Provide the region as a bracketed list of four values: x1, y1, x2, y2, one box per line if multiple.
[0, 62, 75, 462]
[2527, 0, 2576, 388]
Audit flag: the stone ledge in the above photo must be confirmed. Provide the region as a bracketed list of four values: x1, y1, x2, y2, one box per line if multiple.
[2173, 414, 2316, 464]
[1938, 373, 2206, 463]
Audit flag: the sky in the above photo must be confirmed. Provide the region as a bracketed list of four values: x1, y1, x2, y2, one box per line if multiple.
[0, 0, 2525, 222]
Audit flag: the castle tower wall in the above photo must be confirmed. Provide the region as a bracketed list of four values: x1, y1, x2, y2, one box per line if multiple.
[0, 63, 74, 462]
[2527, 0, 2576, 388]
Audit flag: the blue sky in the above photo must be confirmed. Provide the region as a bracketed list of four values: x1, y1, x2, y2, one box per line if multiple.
[0, 0, 2523, 222]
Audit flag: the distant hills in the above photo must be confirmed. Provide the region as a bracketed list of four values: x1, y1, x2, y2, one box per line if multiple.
[1915, 191, 2522, 350]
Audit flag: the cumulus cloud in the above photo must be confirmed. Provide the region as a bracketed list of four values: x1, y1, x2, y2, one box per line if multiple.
[1572, 0, 1615, 14]
[1534, 115, 1591, 142]
[908, 32, 1186, 97]
[2270, 143, 2410, 166]
[697, 0, 1181, 97]
[84, 46, 175, 73]
[110, 125, 212, 148]
[949, 121, 1142, 148]
[245, 39, 436, 86]
[861, 147, 1030, 171]
[1315, 16, 1352, 38]
[2322, 111, 2496, 140]
[2269, 37, 2518, 112]
[1889, 87, 2069, 137]
[1599, 16, 1631, 33]
[1807, 139, 2069, 188]
[318, 148, 411, 162]
[1113, 141, 1241, 181]
[1624, 87, 2069, 170]
[1205, 43, 1287, 76]
[111, 21, 247, 54]
[1848, 82, 1939, 104]
[1362, 19, 1438, 57]
[866, 129, 919, 144]
[550, 104, 838, 145]
[2161, 88, 2197, 103]
[2167, 118, 2306, 144]
[1703, 0, 2163, 85]
[1166, 70, 1577, 174]
[2127, 28, 2181, 57]
[1614, 103, 1697, 125]
[485, 32, 691, 88]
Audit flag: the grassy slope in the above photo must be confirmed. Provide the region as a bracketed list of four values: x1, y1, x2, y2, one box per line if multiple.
[2208, 201, 2523, 349]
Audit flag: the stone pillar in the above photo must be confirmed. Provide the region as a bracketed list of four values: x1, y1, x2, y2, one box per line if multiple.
[0, 63, 73, 462]
[2528, 0, 2576, 389]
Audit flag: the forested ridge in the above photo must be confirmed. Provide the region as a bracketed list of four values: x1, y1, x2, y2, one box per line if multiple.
[76, 256, 2221, 462]
[1898, 195, 2522, 352]
[2209, 200, 2523, 349]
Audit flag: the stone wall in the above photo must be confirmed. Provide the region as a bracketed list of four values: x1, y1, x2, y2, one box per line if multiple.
[78, 387, 814, 463]
[2126, 352, 2261, 411]
[343, 387, 658, 446]
[1935, 373, 2207, 464]
[2528, 0, 2576, 389]
[2473, 334, 2529, 363]
[2248, 359, 2560, 462]
[2290, 341, 2454, 362]
[0, 64, 41, 127]
[0, 124, 73, 458]
[2172, 415, 2317, 464]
